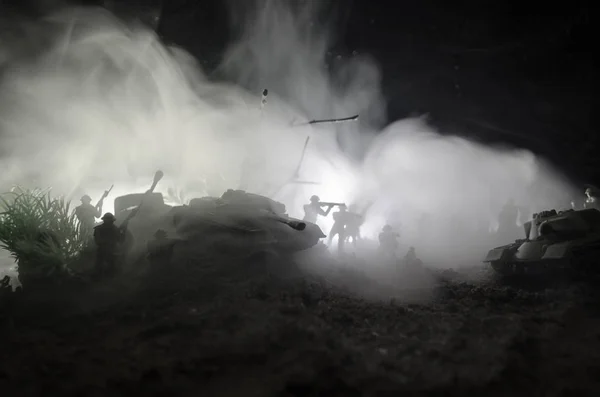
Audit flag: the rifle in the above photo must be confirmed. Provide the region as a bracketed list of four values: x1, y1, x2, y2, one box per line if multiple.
[319, 202, 345, 207]
[95, 184, 114, 211]
[119, 205, 140, 233]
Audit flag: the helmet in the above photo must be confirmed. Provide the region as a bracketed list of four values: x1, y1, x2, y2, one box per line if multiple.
[382, 224, 392, 232]
[310, 195, 320, 203]
[101, 212, 116, 222]
[81, 195, 92, 203]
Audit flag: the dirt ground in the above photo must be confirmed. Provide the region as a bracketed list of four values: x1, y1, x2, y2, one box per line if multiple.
[1, 249, 600, 397]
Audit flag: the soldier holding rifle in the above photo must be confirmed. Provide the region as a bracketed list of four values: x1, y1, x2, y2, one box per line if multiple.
[328, 204, 350, 252]
[75, 185, 113, 239]
[302, 195, 344, 224]
[93, 212, 127, 277]
[92, 191, 144, 277]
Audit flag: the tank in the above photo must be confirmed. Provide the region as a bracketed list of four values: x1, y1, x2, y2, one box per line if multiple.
[113, 189, 326, 259]
[483, 208, 600, 275]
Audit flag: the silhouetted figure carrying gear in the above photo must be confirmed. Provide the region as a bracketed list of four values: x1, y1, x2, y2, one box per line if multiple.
[93, 213, 125, 277]
[328, 204, 351, 252]
[303, 195, 334, 224]
[497, 199, 520, 242]
[379, 224, 400, 258]
[584, 187, 599, 210]
[403, 246, 423, 268]
[75, 194, 102, 239]
[147, 229, 176, 269]
[344, 205, 364, 247]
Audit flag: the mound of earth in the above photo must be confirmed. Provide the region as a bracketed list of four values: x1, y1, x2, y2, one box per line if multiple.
[1, 249, 600, 397]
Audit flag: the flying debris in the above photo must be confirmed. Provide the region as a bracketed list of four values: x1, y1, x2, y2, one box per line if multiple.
[271, 112, 359, 197]
[270, 136, 321, 197]
[291, 114, 359, 127]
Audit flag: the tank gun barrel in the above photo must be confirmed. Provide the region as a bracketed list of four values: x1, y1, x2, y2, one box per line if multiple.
[119, 170, 164, 230]
[262, 212, 306, 231]
[279, 219, 306, 231]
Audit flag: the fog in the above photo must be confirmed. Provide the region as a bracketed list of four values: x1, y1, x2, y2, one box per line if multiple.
[0, 1, 578, 277]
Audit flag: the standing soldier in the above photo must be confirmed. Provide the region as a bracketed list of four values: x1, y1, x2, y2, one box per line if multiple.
[584, 187, 599, 210]
[328, 204, 349, 252]
[75, 195, 102, 238]
[303, 195, 334, 224]
[497, 199, 520, 242]
[147, 229, 176, 269]
[93, 213, 125, 277]
[379, 224, 400, 259]
[344, 205, 366, 248]
[403, 246, 423, 268]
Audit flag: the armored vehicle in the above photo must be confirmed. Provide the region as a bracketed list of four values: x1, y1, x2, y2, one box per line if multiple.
[113, 182, 326, 260]
[181, 190, 324, 252]
[483, 208, 600, 275]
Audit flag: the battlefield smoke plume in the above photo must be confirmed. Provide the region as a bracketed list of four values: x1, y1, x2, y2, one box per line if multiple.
[0, 1, 578, 268]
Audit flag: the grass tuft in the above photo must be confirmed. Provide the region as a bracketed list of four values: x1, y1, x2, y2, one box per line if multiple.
[0, 187, 86, 280]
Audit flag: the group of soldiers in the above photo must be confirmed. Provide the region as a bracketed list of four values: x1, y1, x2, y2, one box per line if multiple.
[302, 195, 363, 251]
[78, 186, 600, 274]
[302, 195, 418, 264]
[73, 189, 436, 275]
[63, 183, 600, 281]
[74, 193, 173, 278]
[74, 193, 127, 277]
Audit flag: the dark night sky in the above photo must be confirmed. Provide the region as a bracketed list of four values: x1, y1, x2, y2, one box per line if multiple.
[2, 0, 595, 184]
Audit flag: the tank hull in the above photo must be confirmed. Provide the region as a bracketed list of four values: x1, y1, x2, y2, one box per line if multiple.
[112, 193, 326, 261]
[483, 208, 600, 276]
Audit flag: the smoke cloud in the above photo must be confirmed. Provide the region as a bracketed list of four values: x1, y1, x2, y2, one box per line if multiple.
[0, 1, 578, 275]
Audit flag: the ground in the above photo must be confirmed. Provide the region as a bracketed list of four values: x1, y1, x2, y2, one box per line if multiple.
[1, 249, 600, 397]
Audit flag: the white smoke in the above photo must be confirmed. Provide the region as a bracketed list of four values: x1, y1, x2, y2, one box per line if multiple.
[0, 2, 578, 273]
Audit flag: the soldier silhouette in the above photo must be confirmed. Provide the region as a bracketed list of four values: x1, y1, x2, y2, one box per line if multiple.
[584, 187, 599, 210]
[344, 205, 364, 247]
[93, 213, 125, 277]
[147, 229, 176, 269]
[497, 199, 520, 242]
[303, 195, 334, 224]
[379, 224, 400, 258]
[328, 204, 349, 252]
[403, 246, 423, 268]
[75, 195, 102, 238]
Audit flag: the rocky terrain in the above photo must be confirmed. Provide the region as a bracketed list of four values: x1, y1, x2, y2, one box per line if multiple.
[2, 248, 600, 397]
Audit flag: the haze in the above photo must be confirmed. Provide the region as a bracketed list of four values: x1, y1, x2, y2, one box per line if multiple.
[0, 1, 578, 273]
